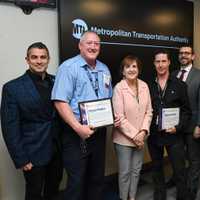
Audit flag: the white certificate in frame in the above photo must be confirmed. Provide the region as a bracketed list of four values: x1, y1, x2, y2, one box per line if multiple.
[78, 98, 114, 128]
[161, 107, 180, 130]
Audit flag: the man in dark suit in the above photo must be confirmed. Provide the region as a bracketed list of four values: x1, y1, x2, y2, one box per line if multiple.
[172, 46, 200, 200]
[1, 42, 63, 200]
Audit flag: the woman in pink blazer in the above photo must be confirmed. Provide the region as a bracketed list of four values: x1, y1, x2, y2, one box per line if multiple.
[112, 55, 152, 200]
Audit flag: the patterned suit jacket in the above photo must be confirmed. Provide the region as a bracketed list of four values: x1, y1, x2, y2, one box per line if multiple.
[1, 72, 59, 168]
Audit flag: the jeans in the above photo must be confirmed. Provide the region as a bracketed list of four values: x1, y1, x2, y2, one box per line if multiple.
[147, 137, 187, 200]
[115, 144, 144, 200]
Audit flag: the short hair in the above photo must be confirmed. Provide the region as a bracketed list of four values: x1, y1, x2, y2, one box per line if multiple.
[119, 55, 142, 79]
[79, 31, 100, 43]
[26, 42, 49, 58]
[179, 45, 194, 54]
[153, 49, 170, 60]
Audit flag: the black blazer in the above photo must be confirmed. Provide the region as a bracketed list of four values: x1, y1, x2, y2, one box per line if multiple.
[1, 73, 60, 168]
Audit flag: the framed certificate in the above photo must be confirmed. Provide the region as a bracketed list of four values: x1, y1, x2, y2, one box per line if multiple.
[160, 107, 180, 130]
[78, 98, 114, 128]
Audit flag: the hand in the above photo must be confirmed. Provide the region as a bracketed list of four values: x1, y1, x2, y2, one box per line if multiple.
[22, 162, 33, 171]
[135, 130, 146, 141]
[75, 124, 95, 140]
[165, 127, 176, 134]
[193, 126, 200, 139]
[132, 131, 146, 149]
[114, 115, 120, 128]
[133, 139, 144, 149]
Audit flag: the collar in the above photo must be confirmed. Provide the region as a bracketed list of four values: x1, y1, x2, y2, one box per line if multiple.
[120, 79, 145, 90]
[78, 54, 103, 72]
[154, 74, 173, 84]
[26, 70, 50, 81]
[180, 64, 192, 73]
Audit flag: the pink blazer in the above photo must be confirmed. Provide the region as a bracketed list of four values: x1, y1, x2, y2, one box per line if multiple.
[112, 79, 153, 147]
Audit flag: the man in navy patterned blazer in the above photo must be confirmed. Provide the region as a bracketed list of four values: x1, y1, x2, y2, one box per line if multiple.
[1, 42, 63, 200]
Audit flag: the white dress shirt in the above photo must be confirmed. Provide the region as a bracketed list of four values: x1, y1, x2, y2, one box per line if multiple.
[177, 64, 192, 82]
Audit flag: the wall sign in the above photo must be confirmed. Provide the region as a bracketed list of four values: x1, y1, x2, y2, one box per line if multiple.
[58, 0, 193, 84]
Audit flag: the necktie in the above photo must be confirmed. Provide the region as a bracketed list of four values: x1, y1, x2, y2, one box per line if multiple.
[179, 69, 186, 81]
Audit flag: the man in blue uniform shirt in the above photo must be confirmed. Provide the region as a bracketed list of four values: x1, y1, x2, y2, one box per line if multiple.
[51, 31, 112, 200]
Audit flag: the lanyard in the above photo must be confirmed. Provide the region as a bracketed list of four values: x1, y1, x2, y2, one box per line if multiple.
[156, 78, 168, 106]
[156, 78, 168, 130]
[84, 66, 99, 97]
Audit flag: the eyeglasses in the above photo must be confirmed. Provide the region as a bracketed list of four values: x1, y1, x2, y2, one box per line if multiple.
[85, 41, 100, 47]
[179, 51, 192, 55]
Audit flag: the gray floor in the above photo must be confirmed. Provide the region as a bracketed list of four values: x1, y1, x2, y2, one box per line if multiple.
[137, 185, 176, 200]
[104, 162, 200, 200]
[137, 182, 200, 200]
[60, 162, 200, 200]
[136, 166, 174, 200]
[136, 164, 200, 200]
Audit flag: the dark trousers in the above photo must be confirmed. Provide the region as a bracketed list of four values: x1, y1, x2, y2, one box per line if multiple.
[62, 127, 106, 200]
[147, 137, 187, 200]
[185, 134, 200, 200]
[23, 148, 63, 200]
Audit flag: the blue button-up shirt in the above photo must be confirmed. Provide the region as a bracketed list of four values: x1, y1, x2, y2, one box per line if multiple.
[51, 55, 112, 120]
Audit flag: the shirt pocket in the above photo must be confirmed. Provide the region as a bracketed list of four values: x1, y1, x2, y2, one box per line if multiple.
[75, 78, 88, 97]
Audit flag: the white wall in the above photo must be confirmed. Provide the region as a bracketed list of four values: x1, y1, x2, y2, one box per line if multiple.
[0, 3, 59, 200]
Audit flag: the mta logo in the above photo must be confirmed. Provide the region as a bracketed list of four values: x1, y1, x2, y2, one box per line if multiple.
[72, 19, 88, 39]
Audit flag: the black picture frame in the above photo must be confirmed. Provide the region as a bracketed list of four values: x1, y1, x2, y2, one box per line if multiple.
[0, 0, 56, 7]
[15, 0, 56, 8]
[0, 0, 56, 14]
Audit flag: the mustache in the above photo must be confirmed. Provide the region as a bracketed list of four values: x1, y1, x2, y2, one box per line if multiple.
[180, 57, 188, 59]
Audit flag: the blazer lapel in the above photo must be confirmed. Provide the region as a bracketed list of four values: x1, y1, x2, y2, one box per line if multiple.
[121, 80, 135, 96]
[22, 73, 44, 110]
[43, 75, 55, 117]
[121, 79, 140, 104]
[186, 67, 195, 85]
[174, 69, 179, 76]
[137, 80, 145, 100]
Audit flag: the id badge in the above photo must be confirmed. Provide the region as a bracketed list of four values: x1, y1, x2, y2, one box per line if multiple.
[103, 74, 110, 88]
